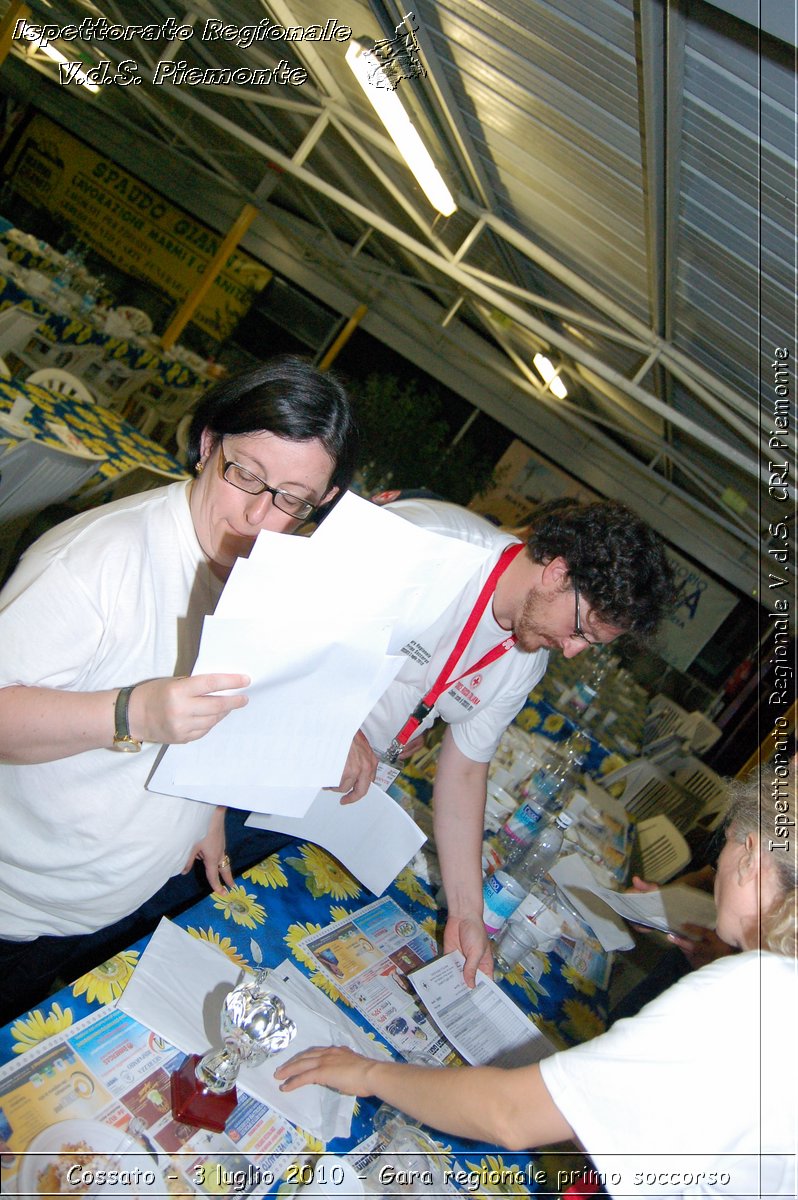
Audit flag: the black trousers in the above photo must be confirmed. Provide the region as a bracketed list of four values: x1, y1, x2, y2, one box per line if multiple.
[0, 810, 291, 1027]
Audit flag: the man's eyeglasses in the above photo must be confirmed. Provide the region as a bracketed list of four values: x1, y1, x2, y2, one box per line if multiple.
[572, 583, 596, 646]
[218, 439, 318, 520]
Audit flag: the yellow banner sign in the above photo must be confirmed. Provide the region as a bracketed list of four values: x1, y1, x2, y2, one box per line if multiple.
[4, 114, 271, 340]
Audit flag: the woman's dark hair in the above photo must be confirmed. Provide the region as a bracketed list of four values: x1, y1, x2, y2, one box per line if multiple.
[187, 357, 359, 497]
[526, 497, 675, 637]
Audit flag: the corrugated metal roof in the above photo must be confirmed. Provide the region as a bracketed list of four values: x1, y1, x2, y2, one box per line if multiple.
[0, 0, 793, 595]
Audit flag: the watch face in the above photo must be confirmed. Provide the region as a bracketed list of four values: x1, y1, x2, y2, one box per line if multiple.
[113, 736, 142, 753]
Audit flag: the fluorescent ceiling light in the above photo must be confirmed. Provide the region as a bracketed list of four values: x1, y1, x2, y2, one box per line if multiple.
[346, 39, 456, 217]
[21, 28, 100, 92]
[533, 353, 568, 399]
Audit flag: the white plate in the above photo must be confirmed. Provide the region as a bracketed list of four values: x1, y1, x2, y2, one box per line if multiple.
[18, 1119, 165, 1197]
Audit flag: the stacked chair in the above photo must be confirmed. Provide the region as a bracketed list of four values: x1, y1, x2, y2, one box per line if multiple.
[599, 758, 699, 834]
[635, 815, 692, 884]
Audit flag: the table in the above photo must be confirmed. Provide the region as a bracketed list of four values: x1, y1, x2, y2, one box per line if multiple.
[512, 655, 648, 779]
[0, 377, 189, 493]
[0, 269, 208, 394]
[0, 845, 605, 1197]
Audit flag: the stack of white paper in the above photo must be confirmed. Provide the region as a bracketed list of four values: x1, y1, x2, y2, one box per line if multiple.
[149, 492, 490, 817]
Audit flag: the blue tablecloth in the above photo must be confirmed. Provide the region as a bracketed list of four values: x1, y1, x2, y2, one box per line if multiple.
[0, 377, 188, 489]
[0, 271, 205, 392]
[0, 844, 603, 1195]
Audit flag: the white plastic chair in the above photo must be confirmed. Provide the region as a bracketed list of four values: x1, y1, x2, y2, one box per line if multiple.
[0, 306, 43, 357]
[642, 695, 692, 746]
[671, 756, 728, 833]
[683, 711, 722, 754]
[113, 306, 153, 335]
[636, 815, 692, 883]
[174, 412, 193, 464]
[599, 758, 698, 833]
[82, 359, 155, 410]
[26, 368, 96, 404]
[129, 383, 203, 445]
[16, 333, 100, 376]
[644, 732, 689, 773]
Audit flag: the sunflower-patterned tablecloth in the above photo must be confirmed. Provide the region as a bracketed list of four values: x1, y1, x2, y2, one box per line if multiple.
[0, 378, 188, 488]
[0, 845, 609, 1196]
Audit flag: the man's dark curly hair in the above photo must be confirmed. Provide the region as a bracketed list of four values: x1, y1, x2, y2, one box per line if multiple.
[526, 498, 674, 637]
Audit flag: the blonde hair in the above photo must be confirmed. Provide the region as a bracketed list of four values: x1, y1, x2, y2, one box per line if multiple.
[724, 767, 797, 956]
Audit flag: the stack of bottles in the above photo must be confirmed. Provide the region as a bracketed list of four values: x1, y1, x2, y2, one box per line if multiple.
[482, 739, 585, 936]
[561, 647, 610, 723]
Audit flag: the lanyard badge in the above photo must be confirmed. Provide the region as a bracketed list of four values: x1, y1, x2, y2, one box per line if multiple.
[382, 542, 524, 764]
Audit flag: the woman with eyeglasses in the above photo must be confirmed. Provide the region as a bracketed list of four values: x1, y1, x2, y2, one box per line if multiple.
[0, 357, 366, 1023]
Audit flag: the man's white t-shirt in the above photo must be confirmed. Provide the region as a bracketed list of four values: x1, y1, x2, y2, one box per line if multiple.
[360, 499, 548, 761]
[540, 951, 797, 1197]
[0, 482, 221, 939]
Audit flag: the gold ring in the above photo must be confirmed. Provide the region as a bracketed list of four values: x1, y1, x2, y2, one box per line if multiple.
[218, 854, 230, 869]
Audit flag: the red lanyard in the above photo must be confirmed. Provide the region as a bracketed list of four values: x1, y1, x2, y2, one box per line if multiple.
[386, 542, 524, 759]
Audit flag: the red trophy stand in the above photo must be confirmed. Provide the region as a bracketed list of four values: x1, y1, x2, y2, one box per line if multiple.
[170, 974, 296, 1135]
[170, 1054, 238, 1133]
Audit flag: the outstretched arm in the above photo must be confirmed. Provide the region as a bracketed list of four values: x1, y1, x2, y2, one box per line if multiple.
[0, 673, 250, 764]
[433, 729, 492, 986]
[275, 1047, 572, 1151]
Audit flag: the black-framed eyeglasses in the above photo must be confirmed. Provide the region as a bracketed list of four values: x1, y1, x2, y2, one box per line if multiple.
[218, 439, 318, 520]
[572, 583, 596, 645]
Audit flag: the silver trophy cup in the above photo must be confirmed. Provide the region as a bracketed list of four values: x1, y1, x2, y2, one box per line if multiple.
[195, 971, 297, 1094]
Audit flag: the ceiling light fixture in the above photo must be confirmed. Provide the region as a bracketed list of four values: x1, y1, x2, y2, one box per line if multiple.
[533, 353, 568, 399]
[20, 29, 100, 93]
[346, 38, 456, 217]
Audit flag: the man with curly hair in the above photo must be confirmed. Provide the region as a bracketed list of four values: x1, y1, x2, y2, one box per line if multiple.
[360, 496, 674, 985]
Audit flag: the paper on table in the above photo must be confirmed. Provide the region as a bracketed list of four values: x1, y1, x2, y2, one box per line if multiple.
[588, 882, 717, 935]
[549, 855, 635, 952]
[117, 919, 386, 1141]
[245, 783, 426, 896]
[409, 951, 557, 1068]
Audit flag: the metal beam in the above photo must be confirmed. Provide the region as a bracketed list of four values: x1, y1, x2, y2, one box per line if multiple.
[133, 82, 762, 480]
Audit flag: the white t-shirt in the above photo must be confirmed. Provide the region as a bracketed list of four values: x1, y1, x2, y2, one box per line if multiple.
[0, 482, 222, 939]
[360, 499, 548, 761]
[540, 951, 797, 1198]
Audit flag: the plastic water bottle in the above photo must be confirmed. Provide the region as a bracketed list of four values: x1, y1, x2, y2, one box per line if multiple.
[518, 744, 580, 813]
[567, 650, 610, 720]
[491, 793, 551, 867]
[482, 869, 526, 936]
[513, 811, 575, 888]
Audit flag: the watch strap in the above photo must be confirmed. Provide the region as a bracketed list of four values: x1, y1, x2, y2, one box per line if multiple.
[113, 685, 142, 751]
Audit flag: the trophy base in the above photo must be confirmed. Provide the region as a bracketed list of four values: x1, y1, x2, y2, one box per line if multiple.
[170, 1054, 238, 1133]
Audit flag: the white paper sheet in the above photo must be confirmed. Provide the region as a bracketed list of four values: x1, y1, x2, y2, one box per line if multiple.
[165, 615, 393, 789]
[148, 491, 490, 814]
[310, 493, 493, 651]
[245, 784, 426, 896]
[586, 882, 717, 935]
[549, 855, 635, 952]
[409, 951, 557, 1068]
[117, 919, 387, 1140]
